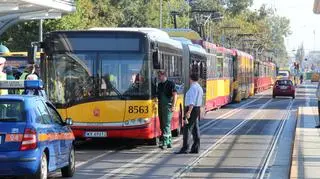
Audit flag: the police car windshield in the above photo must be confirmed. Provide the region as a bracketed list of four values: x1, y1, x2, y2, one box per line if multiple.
[0, 101, 24, 122]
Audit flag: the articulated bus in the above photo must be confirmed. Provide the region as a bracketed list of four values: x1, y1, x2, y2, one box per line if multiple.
[168, 31, 235, 110]
[254, 61, 276, 93]
[232, 50, 254, 102]
[39, 28, 191, 142]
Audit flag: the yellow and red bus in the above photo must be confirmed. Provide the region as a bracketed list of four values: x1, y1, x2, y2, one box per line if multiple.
[232, 50, 254, 102]
[169, 32, 234, 110]
[254, 61, 277, 93]
[39, 28, 187, 143]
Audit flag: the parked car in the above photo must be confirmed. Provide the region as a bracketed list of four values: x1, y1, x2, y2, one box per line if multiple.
[0, 80, 75, 179]
[273, 79, 295, 99]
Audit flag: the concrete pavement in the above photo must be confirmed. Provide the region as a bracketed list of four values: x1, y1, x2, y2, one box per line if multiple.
[290, 106, 320, 179]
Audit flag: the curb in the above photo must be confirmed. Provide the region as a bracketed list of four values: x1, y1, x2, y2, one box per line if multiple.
[288, 107, 301, 179]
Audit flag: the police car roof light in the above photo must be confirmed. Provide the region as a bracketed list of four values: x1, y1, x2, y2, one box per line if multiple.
[0, 80, 43, 89]
[24, 80, 43, 90]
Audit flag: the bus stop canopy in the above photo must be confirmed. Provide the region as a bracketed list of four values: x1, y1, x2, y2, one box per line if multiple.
[0, 0, 75, 35]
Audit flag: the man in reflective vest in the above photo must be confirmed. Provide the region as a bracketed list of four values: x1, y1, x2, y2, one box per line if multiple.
[0, 57, 8, 95]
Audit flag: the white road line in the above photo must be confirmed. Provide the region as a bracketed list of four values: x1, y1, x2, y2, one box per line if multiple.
[173, 98, 274, 179]
[98, 94, 269, 178]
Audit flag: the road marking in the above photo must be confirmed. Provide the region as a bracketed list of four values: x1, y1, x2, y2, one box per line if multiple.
[97, 94, 269, 178]
[173, 98, 274, 178]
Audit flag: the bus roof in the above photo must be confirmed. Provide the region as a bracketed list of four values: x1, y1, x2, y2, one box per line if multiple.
[163, 28, 202, 40]
[52, 28, 183, 50]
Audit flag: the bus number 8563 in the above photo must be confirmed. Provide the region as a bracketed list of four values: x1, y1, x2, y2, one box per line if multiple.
[128, 106, 149, 114]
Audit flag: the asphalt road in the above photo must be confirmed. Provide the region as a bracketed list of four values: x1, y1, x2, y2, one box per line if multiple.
[49, 82, 314, 179]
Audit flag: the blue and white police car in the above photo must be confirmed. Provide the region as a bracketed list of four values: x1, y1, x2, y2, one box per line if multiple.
[0, 80, 75, 179]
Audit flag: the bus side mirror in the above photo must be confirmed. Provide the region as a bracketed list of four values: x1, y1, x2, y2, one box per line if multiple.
[28, 45, 38, 64]
[153, 50, 160, 69]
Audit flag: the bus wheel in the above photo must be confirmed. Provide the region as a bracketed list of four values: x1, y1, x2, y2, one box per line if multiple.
[146, 137, 159, 146]
[172, 108, 182, 137]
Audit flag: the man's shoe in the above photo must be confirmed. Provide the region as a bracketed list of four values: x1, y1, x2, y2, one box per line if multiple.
[316, 125, 320, 128]
[189, 150, 199, 154]
[159, 145, 165, 150]
[167, 144, 172, 148]
[175, 149, 188, 154]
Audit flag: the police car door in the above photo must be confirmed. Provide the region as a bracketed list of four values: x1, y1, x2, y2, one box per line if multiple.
[36, 100, 60, 169]
[46, 102, 71, 167]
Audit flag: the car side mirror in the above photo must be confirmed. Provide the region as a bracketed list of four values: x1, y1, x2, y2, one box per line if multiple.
[65, 118, 73, 126]
[152, 50, 160, 69]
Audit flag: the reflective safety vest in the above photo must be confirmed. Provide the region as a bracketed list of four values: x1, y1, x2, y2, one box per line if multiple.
[0, 72, 8, 95]
[18, 72, 29, 94]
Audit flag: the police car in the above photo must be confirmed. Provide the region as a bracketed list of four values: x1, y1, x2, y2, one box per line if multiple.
[0, 80, 75, 179]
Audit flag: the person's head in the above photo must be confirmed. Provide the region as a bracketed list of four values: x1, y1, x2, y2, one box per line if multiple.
[190, 73, 199, 83]
[25, 64, 34, 73]
[0, 57, 6, 71]
[158, 70, 167, 82]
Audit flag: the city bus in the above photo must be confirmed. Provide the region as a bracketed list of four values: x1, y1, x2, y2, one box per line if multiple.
[38, 28, 186, 143]
[233, 50, 254, 102]
[168, 31, 234, 110]
[254, 61, 277, 93]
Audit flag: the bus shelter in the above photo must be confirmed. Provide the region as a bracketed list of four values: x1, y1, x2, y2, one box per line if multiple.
[0, 0, 75, 35]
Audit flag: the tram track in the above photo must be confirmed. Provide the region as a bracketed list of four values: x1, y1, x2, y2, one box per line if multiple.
[173, 98, 275, 178]
[256, 99, 294, 179]
[96, 93, 271, 178]
[175, 96, 294, 179]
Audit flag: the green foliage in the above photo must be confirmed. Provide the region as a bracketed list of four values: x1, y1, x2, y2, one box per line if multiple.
[225, 0, 253, 15]
[0, 21, 39, 51]
[0, 0, 290, 67]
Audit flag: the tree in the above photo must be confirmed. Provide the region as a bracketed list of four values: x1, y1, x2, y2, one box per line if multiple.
[225, 0, 253, 15]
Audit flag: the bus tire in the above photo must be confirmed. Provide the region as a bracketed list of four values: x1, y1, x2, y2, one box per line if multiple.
[146, 137, 159, 146]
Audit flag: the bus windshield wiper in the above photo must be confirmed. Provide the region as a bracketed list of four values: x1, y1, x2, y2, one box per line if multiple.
[109, 85, 124, 99]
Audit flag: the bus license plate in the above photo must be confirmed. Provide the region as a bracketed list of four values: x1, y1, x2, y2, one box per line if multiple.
[85, 132, 107, 138]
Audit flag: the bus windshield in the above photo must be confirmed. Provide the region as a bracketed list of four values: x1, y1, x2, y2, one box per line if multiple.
[45, 33, 150, 106]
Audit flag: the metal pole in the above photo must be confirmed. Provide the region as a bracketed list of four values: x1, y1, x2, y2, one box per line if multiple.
[160, 0, 163, 28]
[39, 19, 43, 42]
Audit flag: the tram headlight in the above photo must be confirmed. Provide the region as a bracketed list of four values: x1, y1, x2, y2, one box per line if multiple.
[124, 118, 150, 126]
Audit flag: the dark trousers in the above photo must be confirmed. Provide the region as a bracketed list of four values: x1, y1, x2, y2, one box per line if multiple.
[181, 106, 200, 152]
[318, 101, 320, 120]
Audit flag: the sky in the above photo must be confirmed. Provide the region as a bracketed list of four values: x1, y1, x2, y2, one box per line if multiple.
[252, 0, 320, 56]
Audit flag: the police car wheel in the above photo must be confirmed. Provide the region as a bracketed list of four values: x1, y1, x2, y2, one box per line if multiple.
[61, 146, 75, 177]
[33, 152, 48, 179]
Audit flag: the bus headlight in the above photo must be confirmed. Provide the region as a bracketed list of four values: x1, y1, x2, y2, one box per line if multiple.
[124, 118, 150, 126]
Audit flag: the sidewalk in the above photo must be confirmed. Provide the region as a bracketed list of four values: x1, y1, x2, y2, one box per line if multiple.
[290, 106, 320, 179]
